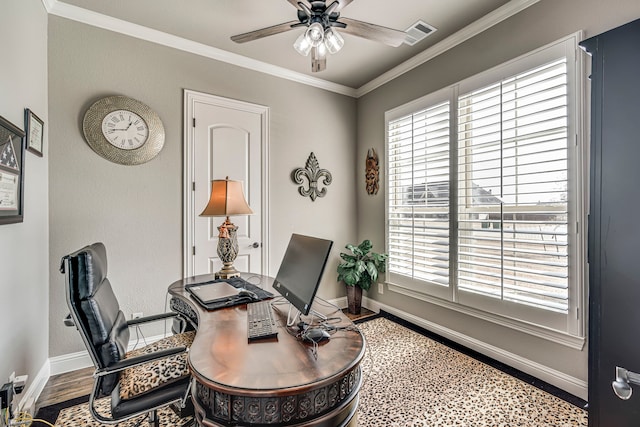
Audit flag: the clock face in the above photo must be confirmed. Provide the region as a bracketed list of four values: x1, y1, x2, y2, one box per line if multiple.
[101, 110, 149, 150]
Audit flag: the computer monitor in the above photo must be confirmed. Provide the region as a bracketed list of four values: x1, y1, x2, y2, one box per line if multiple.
[273, 234, 333, 316]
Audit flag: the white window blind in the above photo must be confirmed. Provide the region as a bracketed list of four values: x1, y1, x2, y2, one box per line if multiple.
[457, 58, 569, 313]
[385, 35, 584, 336]
[388, 101, 450, 288]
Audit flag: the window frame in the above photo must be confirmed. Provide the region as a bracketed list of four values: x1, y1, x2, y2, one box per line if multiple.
[384, 33, 587, 347]
[386, 87, 454, 301]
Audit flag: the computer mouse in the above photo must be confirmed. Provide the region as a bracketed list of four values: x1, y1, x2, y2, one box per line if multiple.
[304, 328, 331, 343]
[238, 289, 259, 300]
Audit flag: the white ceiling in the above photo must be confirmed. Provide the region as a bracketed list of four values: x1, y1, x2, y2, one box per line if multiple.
[51, 0, 537, 95]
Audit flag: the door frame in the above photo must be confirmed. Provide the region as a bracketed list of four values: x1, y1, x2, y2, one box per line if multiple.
[183, 89, 270, 278]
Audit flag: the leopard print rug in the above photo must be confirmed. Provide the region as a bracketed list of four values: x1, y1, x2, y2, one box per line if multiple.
[54, 317, 587, 426]
[54, 397, 184, 426]
[357, 318, 587, 427]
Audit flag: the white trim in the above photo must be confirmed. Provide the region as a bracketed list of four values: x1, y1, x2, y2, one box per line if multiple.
[49, 333, 170, 376]
[356, 0, 542, 97]
[388, 283, 585, 350]
[327, 296, 349, 310]
[40, 0, 55, 12]
[383, 32, 587, 343]
[362, 296, 588, 400]
[45, 1, 356, 97]
[49, 349, 93, 376]
[43, 0, 539, 98]
[17, 360, 50, 415]
[183, 89, 270, 278]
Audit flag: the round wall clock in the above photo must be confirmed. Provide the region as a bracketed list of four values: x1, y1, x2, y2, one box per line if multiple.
[82, 95, 165, 165]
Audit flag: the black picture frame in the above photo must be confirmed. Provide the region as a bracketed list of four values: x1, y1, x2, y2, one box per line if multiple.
[0, 116, 26, 224]
[25, 108, 44, 157]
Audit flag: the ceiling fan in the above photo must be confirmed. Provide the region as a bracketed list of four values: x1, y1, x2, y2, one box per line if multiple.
[230, 0, 407, 72]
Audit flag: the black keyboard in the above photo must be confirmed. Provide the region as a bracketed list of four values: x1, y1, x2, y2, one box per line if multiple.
[247, 300, 278, 341]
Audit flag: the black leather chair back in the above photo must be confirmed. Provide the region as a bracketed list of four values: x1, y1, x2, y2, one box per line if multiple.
[63, 242, 129, 394]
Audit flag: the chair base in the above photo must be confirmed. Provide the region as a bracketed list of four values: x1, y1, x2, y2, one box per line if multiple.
[170, 399, 194, 419]
[149, 410, 159, 427]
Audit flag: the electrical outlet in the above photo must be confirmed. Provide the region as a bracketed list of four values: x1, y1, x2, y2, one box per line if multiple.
[132, 312, 143, 319]
[378, 282, 384, 294]
[13, 375, 27, 394]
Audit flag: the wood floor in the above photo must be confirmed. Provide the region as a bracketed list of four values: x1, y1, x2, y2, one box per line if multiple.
[36, 367, 93, 410]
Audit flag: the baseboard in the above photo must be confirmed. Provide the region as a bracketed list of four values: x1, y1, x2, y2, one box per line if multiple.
[362, 296, 588, 400]
[328, 296, 348, 310]
[49, 349, 93, 376]
[48, 297, 587, 402]
[17, 360, 50, 415]
[49, 333, 170, 376]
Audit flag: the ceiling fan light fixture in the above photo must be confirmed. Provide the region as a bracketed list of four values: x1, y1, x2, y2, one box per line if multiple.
[324, 28, 344, 54]
[314, 41, 327, 59]
[293, 31, 313, 56]
[306, 22, 325, 47]
[231, 0, 406, 73]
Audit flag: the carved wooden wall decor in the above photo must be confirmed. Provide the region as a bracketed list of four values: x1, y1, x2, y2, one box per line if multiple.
[291, 152, 332, 201]
[365, 148, 379, 195]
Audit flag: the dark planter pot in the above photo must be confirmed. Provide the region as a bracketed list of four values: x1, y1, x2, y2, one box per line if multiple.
[346, 285, 363, 315]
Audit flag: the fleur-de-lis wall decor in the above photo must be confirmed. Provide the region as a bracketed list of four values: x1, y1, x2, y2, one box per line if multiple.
[291, 152, 332, 201]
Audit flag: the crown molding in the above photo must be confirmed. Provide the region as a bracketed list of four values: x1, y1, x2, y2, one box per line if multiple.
[44, 0, 357, 97]
[44, 0, 539, 99]
[41, 0, 55, 12]
[355, 0, 541, 97]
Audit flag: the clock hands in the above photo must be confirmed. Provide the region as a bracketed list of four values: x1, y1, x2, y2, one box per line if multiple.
[111, 121, 133, 131]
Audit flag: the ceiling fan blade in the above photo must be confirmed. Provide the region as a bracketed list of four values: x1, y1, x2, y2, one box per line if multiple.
[311, 46, 326, 72]
[332, 0, 354, 13]
[339, 17, 407, 47]
[285, 0, 310, 10]
[231, 21, 300, 44]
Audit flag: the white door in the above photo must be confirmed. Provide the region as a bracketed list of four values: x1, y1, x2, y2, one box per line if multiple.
[184, 90, 268, 277]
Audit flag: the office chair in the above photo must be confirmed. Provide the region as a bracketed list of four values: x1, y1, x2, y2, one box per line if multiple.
[61, 242, 194, 427]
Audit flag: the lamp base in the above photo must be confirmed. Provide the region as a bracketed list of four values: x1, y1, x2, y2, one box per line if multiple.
[215, 264, 241, 280]
[216, 222, 241, 280]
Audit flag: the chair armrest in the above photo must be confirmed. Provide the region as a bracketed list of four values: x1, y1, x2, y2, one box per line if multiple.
[126, 311, 179, 327]
[96, 346, 188, 377]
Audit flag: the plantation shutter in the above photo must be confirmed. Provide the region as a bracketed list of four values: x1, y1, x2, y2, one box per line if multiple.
[388, 101, 450, 288]
[456, 58, 569, 312]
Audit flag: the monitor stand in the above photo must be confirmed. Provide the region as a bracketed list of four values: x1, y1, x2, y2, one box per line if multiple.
[285, 304, 327, 327]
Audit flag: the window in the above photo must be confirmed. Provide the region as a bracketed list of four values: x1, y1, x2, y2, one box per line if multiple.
[388, 96, 451, 297]
[385, 36, 585, 337]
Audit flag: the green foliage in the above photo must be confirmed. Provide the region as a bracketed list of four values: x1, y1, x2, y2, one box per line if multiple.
[337, 240, 388, 291]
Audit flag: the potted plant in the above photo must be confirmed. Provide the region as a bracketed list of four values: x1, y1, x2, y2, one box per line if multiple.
[337, 240, 388, 315]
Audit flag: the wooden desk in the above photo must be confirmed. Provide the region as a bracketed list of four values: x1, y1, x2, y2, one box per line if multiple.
[168, 273, 366, 427]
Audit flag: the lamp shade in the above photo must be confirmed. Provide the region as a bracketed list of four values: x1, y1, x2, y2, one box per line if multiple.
[200, 178, 253, 217]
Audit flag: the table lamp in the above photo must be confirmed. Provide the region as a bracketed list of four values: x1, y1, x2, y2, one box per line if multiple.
[200, 177, 253, 279]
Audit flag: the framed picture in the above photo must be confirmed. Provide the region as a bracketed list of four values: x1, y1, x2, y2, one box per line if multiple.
[25, 108, 44, 157]
[0, 116, 26, 224]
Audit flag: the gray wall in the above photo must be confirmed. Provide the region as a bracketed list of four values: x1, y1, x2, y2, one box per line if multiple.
[16, 0, 640, 400]
[356, 0, 640, 398]
[0, 0, 49, 396]
[47, 17, 357, 357]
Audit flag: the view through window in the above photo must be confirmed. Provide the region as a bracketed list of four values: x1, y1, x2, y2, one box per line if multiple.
[386, 36, 584, 335]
